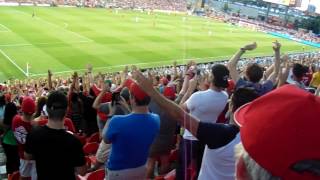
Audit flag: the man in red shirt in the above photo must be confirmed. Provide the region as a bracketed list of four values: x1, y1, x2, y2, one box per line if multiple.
[12, 97, 37, 180]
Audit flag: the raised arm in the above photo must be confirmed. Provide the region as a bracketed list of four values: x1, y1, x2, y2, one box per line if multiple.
[48, 70, 53, 91]
[227, 42, 257, 83]
[179, 74, 198, 107]
[277, 55, 290, 88]
[92, 82, 110, 110]
[133, 70, 199, 136]
[267, 41, 281, 83]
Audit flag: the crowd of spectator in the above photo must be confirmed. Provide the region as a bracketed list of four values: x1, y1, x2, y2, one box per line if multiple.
[225, 16, 320, 44]
[109, 0, 187, 12]
[0, 41, 319, 180]
[0, 0, 187, 11]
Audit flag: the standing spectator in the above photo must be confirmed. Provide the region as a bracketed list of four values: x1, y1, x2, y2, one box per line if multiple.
[227, 42, 281, 95]
[24, 91, 86, 180]
[289, 63, 309, 89]
[234, 85, 320, 180]
[12, 97, 37, 180]
[67, 72, 84, 132]
[79, 88, 98, 136]
[147, 86, 177, 178]
[132, 69, 257, 180]
[178, 64, 230, 179]
[0, 95, 5, 124]
[2, 102, 20, 174]
[103, 80, 160, 180]
[92, 79, 112, 135]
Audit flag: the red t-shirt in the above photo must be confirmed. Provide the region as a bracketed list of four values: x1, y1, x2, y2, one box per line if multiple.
[12, 115, 32, 159]
[35, 117, 76, 133]
[92, 84, 112, 122]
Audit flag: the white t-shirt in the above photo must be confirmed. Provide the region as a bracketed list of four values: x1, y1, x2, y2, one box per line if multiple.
[183, 89, 228, 140]
[198, 133, 240, 180]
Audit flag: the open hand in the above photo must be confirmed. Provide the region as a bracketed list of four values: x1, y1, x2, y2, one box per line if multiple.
[273, 41, 281, 51]
[242, 42, 257, 51]
[132, 69, 154, 94]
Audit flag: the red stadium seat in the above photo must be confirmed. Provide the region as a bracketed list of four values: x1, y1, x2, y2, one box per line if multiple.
[87, 169, 105, 180]
[83, 142, 99, 155]
[86, 132, 100, 143]
[75, 134, 87, 146]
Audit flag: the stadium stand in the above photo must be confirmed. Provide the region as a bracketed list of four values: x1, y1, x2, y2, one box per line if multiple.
[0, 1, 320, 180]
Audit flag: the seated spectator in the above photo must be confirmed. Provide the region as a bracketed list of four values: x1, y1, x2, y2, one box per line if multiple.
[103, 80, 160, 180]
[24, 91, 86, 180]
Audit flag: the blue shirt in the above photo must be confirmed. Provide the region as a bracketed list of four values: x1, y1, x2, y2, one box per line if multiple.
[104, 113, 160, 170]
[236, 78, 273, 96]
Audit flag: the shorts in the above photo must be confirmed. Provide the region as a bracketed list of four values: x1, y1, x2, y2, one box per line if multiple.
[107, 165, 147, 180]
[96, 141, 111, 163]
[19, 159, 37, 180]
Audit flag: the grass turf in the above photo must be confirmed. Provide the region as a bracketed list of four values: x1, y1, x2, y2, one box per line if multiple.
[0, 6, 316, 80]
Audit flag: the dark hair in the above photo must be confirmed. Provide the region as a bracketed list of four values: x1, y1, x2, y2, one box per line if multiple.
[166, 74, 171, 81]
[245, 63, 263, 83]
[34, 96, 47, 118]
[155, 76, 160, 82]
[131, 94, 151, 106]
[293, 63, 308, 79]
[46, 91, 68, 120]
[3, 102, 17, 126]
[111, 92, 121, 106]
[211, 64, 229, 88]
[231, 88, 259, 112]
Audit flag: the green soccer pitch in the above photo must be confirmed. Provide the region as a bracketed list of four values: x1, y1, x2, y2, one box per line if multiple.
[0, 6, 316, 80]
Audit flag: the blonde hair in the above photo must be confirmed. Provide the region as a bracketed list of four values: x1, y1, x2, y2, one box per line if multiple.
[235, 143, 280, 180]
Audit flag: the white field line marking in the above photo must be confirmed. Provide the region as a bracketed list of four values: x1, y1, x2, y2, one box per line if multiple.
[0, 48, 27, 77]
[16, 10, 93, 42]
[0, 23, 11, 32]
[33, 16, 93, 42]
[0, 40, 91, 47]
[29, 49, 307, 77]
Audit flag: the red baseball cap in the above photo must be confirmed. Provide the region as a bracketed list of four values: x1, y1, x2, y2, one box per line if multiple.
[163, 86, 175, 100]
[124, 78, 149, 101]
[21, 97, 36, 115]
[234, 85, 320, 179]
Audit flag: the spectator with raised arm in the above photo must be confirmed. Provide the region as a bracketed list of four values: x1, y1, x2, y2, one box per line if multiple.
[178, 64, 230, 179]
[227, 42, 279, 96]
[103, 76, 159, 180]
[132, 69, 258, 180]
